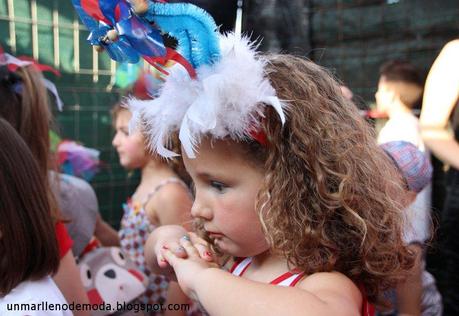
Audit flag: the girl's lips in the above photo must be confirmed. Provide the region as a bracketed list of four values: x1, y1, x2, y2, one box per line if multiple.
[207, 231, 224, 238]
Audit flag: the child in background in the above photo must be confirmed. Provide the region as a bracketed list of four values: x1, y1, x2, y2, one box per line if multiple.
[376, 60, 425, 147]
[0, 52, 89, 314]
[0, 118, 71, 315]
[130, 34, 417, 315]
[379, 141, 442, 316]
[112, 103, 193, 313]
[375, 61, 432, 255]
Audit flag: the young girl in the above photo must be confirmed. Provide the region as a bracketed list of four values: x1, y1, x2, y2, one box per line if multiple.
[112, 103, 193, 311]
[127, 35, 417, 316]
[0, 118, 71, 315]
[0, 51, 89, 315]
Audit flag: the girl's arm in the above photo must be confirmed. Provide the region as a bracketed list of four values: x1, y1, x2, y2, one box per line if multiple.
[145, 226, 215, 316]
[53, 250, 91, 316]
[420, 40, 459, 169]
[162, 240, 361, 316]
[193, 269, 361, 316]
[145, 225, 189, 278]
[94, 214, 120, 247]
[395, 244, 423, 316]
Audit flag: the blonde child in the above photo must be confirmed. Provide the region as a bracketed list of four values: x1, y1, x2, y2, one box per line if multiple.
[0, 118, 70, 315]
[125, 34, 416, 316]
[112, 104, 193, 312]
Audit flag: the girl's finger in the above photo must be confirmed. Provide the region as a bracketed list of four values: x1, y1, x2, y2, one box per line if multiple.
[179, 235, 200, 258]
[157, 254, 169, 268]
[161, 248, 178, 266]
[188, 233, 214, 261]
[166, 241, 188, 258]
[192, 243, 214, 261]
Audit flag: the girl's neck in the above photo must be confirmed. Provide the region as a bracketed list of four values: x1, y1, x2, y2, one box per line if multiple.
[238, 251, 293, 283]
[251, 251, 288, 271]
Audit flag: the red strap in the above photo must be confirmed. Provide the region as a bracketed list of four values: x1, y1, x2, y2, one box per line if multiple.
[229, 257, 244, 273]
[269, 271, 304, 286]
[229, 257, 252, 276]
[358, 284, 375, 316]
[270, 272, 295, 285]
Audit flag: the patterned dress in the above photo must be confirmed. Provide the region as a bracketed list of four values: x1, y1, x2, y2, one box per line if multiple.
[119, 178, 186, 314]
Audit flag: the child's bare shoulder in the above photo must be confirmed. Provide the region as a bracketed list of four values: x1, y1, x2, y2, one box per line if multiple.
[297, 272, 362, 310]
[154, 181, 190, 203]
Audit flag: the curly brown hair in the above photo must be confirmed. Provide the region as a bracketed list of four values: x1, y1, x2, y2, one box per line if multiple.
[198, 54, 415, 305]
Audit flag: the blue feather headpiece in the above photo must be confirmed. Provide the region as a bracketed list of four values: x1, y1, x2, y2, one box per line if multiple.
[72, 0, 221, 77]
[73, 1, 287, 158]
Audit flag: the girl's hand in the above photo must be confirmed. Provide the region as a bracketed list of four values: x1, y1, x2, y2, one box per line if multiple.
[158, 231, 215, 268]
[145, 225, 188, 276]
[162, 235, 219, 300]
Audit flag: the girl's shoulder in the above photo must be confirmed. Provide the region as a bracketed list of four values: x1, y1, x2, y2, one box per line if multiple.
[297, 271, 363, 312]
[141, 177, 190, 206]
[143, 178, 192, 226]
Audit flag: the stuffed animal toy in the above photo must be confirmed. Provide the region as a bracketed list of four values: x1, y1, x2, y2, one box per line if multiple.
[78, 247, 148, 315]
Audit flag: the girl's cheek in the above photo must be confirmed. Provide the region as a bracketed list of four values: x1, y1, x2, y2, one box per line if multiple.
[125, 138, 142, 152]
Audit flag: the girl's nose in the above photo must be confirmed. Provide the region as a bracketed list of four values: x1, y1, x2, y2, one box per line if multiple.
[112, 133, 120, 147]
[191, 200, 212, 220]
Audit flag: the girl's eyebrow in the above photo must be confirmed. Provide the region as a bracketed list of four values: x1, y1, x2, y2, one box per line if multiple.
[195, 172, 212, 179]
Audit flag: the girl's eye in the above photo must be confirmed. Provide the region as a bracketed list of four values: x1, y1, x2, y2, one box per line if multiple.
[210, 180, 227, 192]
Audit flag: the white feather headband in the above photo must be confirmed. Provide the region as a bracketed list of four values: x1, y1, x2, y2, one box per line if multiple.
[128, 33, 286, 158]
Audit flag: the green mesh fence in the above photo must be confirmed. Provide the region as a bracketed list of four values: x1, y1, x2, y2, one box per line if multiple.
[0, 0, 139, 228]
[243, 0, 459, 108]
[310, 0, 459, 107]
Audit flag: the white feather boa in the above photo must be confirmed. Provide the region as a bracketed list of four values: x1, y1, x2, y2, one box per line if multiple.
[128, 33, 286, 158]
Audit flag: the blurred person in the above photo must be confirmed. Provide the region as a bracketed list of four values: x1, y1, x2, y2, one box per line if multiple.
[0, 118, 71, 315]
[50, 172, 120, 257]
[375, 60, 432, 268]
[340, 84, 354, 101]
[0, 52, 90, 315]
[112, 102, 194, 315]
[376, 60, 425, 146]
[378, 141, 442, 316]
[419, 39, 459, 315]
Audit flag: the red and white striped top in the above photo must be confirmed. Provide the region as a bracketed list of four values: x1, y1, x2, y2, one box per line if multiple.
[229, 257, 375, 316]
[229, 257, 304, 287]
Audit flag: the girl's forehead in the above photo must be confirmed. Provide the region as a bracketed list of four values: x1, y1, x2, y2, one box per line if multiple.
[182, 138, 249, 168]
[116, 110, 132, 124]
[186, 138, 245, 159]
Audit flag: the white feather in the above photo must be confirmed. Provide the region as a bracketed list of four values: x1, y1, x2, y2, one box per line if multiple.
[127, 33, 287, 158]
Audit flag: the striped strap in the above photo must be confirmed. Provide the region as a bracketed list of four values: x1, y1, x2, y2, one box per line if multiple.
[230, 257, 253, 276]
[270, 271, 304, 287]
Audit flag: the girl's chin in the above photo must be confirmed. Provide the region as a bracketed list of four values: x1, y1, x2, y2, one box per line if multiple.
[214, 238, 266, 258]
